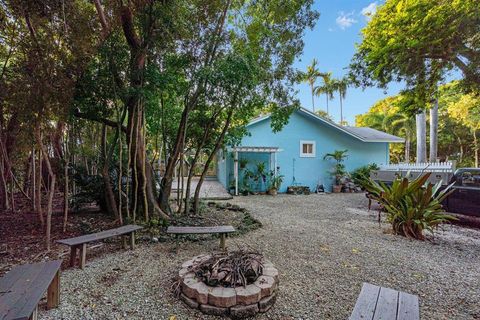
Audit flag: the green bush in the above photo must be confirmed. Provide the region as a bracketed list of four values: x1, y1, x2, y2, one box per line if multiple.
[363, 173, 456, 240]
[351, 163, 379, 186]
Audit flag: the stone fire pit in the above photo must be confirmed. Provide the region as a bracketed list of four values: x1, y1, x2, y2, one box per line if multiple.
[178, 254, 279, 318]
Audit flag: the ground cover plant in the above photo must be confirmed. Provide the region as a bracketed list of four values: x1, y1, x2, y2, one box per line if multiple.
[363, 172, 456, 239]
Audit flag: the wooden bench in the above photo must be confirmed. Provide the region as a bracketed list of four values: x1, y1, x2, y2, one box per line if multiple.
[350, 283, 419, 320]
[57, 224, 143, 269]
[0, 260, 62, 320]
[166, 226, 236, 250]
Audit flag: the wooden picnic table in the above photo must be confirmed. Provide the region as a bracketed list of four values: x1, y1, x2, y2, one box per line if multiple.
[350, 283, 419, 320]
[0, 260, 62, 320]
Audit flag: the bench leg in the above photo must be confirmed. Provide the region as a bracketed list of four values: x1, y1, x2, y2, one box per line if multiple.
[79, 243, 87, 269]
[130, 232, 135, 250]
[220, 233, 226, 251]
[69, 246, 78, 267]
[122, 235, 128, 249]
[29, 306, 38, 320]
[47, 270, 60, 309]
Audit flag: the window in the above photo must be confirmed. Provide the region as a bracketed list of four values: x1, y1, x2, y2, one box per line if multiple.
[456, 170, 480, 188]
[300, 140, 316, 157]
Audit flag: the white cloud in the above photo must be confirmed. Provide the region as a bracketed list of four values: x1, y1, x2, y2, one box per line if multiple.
[361, 2, 377, 20]
[336, 12, 357, 30]
[328, 27, 335, 32]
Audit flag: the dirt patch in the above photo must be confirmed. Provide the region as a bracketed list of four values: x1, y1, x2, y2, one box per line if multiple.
[0, 208, 119, 274]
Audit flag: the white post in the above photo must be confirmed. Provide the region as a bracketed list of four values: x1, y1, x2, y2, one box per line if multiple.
[274, 152, 277, 176]
[234, 151, 239, 196]
[416, 111, 427, 163]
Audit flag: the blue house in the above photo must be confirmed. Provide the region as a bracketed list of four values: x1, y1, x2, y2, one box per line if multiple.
[217, 108, 403, 194]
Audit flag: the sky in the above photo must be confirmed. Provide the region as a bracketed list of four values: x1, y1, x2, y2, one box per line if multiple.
[292, 0, 402, 125]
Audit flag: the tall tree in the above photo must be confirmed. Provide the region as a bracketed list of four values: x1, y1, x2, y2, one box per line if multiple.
[315, 72, 335, 115]
[415, 111, 427, 163]
[391, 113, 415, 162]
[334, 77, 349, 125]
[429, 95, 439, 162]
[303, 59, 321, 112]
[350, 0, 480, 91]
[448, 93, 480, 167]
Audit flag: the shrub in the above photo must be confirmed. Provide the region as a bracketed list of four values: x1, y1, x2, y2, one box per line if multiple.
[351, 163, 379, 186]
[363, 173, 456, 240]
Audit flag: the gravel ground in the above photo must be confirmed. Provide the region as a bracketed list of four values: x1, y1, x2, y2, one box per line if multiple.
[40, 193, 480, 320]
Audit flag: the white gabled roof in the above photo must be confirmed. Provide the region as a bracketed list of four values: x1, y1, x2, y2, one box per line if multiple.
[247, 107, 404, 143]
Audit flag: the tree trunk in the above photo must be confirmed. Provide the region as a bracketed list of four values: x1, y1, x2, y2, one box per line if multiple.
[416, 111, 427, 163]
[457, 136, 464, 164]
[193, 110, 233, 214]
[311, 83, 315, 112]
[35, 145, 44, 226]
[429, 99, 438, 162]
[35, 125, 55, 251]
[0, 157, 8, 210]
[326, 95, 329, 115]
[474, 130, 479, 168]
[405, 136, 410, 163]
[120, 4, 169, 222]
[63, 138, 69, 232]
[45, 175, 55, 251]
[158, 107, 188, 213]
[339, 96, 343, 125]
[101, 125, 120, 222]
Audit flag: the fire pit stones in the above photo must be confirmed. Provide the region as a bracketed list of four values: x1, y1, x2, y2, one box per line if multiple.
[178, 254, 279, 318]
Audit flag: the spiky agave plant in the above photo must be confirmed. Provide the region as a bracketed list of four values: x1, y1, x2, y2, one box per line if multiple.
[363, 173, 457, 240]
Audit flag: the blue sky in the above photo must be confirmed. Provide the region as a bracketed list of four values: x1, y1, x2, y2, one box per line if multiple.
[293, 0, 402, 125]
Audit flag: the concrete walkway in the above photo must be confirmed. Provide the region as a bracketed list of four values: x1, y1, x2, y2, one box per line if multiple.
[172, 177, 232, 200]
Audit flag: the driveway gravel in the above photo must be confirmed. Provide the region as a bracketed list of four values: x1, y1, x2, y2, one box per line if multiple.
[40, 193, 480, 320]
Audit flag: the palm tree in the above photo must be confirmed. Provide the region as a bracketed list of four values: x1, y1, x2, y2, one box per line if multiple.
[416, 110, 427, 163]
[303, 59, 321, 112]
[391, 113, 416, 162]
[315, 72, 335, 115]
[334, 77, 349, 125]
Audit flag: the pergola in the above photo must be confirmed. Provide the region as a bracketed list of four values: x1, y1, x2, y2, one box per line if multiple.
[232, 146, 282, 196]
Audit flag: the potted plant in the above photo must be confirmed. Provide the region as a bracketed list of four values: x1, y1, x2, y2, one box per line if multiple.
[323, 150, 348, 193]
[267, 171, 284, 196]
[239, 158, 249, 170]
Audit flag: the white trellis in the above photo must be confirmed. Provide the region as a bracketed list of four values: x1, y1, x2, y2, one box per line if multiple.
[232, 146, 282, 196]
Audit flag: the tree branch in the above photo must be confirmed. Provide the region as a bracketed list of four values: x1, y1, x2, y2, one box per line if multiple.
[120, 5, 141, 50]
[73, 109, 127, 133]
[93, 0, 110, 38]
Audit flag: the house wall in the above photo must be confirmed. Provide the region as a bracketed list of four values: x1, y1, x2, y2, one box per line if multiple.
[217, 149, 229, 190]
[229, 111, 389, 193]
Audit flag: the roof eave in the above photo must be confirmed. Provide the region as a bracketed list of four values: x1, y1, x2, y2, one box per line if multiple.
[363, 139, 405, 143]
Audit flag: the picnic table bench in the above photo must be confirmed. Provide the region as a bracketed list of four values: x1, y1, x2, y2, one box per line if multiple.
[166, 226, 236, 250]
[57, 224, 143, 269]
[0, 260, 62, 320]
[350, 283, 419, 320]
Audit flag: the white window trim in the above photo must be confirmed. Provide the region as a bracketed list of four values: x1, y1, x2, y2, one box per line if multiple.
[299, 140, 316, 158]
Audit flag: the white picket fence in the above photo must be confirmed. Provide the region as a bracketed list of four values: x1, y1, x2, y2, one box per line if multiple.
[372, 162, 456, 185]
[379, 161, 455, 173]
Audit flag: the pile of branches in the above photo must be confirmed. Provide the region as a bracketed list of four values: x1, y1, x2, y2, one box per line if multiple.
[189, 250, 264, 288]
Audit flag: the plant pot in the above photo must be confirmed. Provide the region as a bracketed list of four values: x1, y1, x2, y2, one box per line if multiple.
[267, 188, 278, 196]
[332, 185, 342, 193]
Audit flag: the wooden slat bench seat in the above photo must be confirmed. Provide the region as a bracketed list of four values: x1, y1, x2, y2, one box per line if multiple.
[0, 260, 61, 320]
[350, 283, 419, 320]
[166, 226, 236, 250]
[56, 224, 143, 269]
